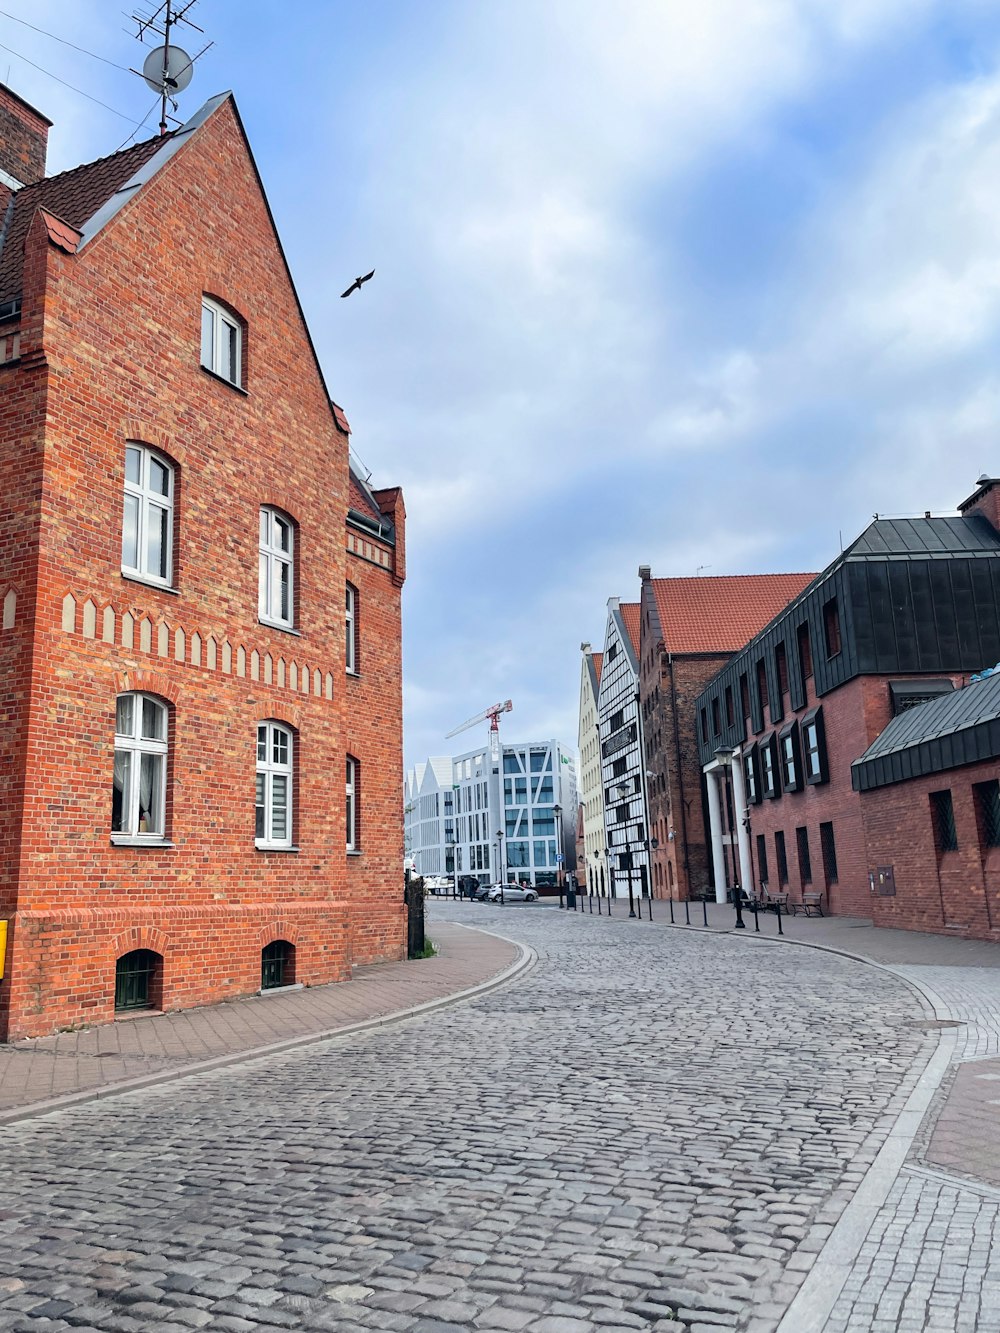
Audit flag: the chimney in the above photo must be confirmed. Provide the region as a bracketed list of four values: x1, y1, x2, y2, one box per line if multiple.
[0, 84, 51, 189]
[958, 474, 1000, 534]
[638, 564, 651, 581]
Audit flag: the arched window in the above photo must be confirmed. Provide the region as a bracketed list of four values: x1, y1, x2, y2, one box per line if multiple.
[115, 949, 161, 1011]
[122, 444, 174, 586]
[201, 296, 242, 386]
[261, 940, 295, 990]
[259, 507, 295, 628]
[346, 755, 359, 851]
[112, 693, 168, 839]
[256, 721, 293, 848]
[346, 583, 357, 673]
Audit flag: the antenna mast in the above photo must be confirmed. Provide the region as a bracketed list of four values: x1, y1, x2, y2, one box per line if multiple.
[131, 0, 208, 135]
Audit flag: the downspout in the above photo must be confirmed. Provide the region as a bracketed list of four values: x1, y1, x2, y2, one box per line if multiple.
[667, 653, 692, 895]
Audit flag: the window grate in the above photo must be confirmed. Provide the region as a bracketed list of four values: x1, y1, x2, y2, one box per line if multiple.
[796, 826, 812, 885]
[820, 821, 838, 884]
[261, 940, 293, 990]
[931, 790, 958, 853]
[775, 830, 788, 885]
[974, 781, 1000, 850]
[115, 950, 157, 1011]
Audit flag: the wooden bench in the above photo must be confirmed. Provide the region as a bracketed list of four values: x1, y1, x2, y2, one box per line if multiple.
[791, 891, 824, 917]
[761, 889, 789, 913]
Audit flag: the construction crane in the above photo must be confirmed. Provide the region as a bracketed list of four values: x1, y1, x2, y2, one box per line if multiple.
[446, 699, 513, 762]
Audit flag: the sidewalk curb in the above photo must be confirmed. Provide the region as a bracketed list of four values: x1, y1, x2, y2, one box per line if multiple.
[653, 917, 961, 1333]
[0, 925, 536, 1128]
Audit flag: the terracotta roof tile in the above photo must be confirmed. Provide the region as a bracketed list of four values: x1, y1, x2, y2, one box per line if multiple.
[650, 573, 815, 656]
[620, 602, 641, 656]
[331, 401, 351, 434]
[0, 134, 169, 303]
[349, 470, 384, 526]
[592, 651, 603, 684]
[37, 208, 80, 254]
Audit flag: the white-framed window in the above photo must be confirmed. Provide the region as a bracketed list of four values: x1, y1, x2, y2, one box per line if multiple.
[346, 755, 358, 851]
[122, 444, 173, 586]
[113, 693, 168, 839]
[256, 722, 293, 848]
[346, 583, 357, 672]
[259, 507, 294, 628]
[200, 296, 242, 385]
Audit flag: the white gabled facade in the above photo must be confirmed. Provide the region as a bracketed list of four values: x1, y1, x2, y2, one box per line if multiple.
[577, 642, 607, 895]
[596, 598, 651, 901]
[403, 757, 454, 877]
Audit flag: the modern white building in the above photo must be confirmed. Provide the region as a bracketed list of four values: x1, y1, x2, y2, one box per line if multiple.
[595, 597, 651, 902]
[404, 740, 578, 889]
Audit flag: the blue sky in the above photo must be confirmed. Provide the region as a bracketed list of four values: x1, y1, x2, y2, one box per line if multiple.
[6, 1, 1000, 769]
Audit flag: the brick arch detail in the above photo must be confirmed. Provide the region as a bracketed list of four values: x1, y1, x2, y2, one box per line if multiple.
[256, 920, 302, 948]
[113, 669, 182, 704]
[110, 925, 169, 958]
[121, 418, 187, 467]
[253, 704, 301, 729]
[259, 496, 302, 529]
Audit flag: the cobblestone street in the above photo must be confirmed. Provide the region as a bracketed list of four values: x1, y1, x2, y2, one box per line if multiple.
[0, 903, 940, 1333]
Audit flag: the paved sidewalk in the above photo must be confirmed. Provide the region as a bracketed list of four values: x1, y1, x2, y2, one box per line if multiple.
[0, 922, 524, 1122]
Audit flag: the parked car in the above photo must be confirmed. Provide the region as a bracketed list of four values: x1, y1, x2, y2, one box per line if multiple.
[473, 882, 493, 900]
[486, 883, 539, 903]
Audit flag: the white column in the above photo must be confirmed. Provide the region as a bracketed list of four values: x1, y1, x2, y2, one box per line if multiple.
[705, 767, 728, 904]
[730, 754, 754, 894]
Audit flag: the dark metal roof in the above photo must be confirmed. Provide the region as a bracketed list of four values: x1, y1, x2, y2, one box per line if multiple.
[852, 672, 1000, 791]
[844, 514, 1000, 560]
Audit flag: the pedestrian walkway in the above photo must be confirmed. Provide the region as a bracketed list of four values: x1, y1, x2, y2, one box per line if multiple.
[0, 922, 525, 1123]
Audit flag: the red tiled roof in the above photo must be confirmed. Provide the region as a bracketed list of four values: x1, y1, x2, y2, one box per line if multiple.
[331, 401, 351, 435]
[650, 573, 815, 656]
[592, 651, 603, 684]
[620, 602, 641, 656]
[0, 134, 169, 303]
[349, 471, 383, 524]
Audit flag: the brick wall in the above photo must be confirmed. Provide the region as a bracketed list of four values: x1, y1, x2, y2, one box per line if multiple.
[0, 97, 405, 1038]
[0, 84, 48, 187]
[861, 761, 1000, 939]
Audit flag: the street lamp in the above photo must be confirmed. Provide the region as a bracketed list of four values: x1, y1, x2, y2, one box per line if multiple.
[496, 829, 505, 905]
[715, 747, 744, 930]
[557, 799, 565, 906]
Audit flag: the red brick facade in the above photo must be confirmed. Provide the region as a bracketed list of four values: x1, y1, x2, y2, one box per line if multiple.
[0, 92, 405, 1039]
[860, 761, 1000, 939]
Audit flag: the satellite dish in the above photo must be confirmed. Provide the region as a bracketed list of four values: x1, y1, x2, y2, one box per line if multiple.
[142, 45, 194, 95]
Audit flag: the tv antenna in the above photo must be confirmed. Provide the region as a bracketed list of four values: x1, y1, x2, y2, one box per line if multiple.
[130, 0, 213, 135]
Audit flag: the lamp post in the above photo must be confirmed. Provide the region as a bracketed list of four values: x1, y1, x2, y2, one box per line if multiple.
[554, 803, 563, 906]
[715, 747, 743, 929]
[496, 829, 505, 905]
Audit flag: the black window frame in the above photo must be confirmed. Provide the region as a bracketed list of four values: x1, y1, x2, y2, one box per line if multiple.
[759, 733, 779, 799]
[974, 779, 1000, 851]
[800, 706, 829, 786]
[743, 745, 761, 806]
[931, 789, 958, 854]
[775, 830, 789, 885]
[796, 825, 813, 886]
[756, 833, 769, 887]
[820, 821, 839, 885]
[778, 719, 802, 793]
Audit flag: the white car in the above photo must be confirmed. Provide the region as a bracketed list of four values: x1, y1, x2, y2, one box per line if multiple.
[486, 883, 538, 903]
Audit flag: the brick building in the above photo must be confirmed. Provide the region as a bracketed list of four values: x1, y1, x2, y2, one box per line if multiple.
[637, 569, 814, 901]
[694, 482, 1000, 919]
[0, 86, 406, 1039]
[853, 673, 1000, 939]
[594, 598, 646, 902]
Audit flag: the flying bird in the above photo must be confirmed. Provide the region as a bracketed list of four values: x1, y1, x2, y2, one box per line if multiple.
[341, 269, 375, 298]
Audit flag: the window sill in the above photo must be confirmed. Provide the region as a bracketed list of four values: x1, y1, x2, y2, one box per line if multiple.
[200, 364, 248, 396]
[347, 848, 363, 857]
[346, 668, 360, 678]
[258, 618, 301, 636]
[258, 982, 304, 996]
[121, 572, 179, 595]
[255, 842, 300, 853]
[111, 836, 174, 848]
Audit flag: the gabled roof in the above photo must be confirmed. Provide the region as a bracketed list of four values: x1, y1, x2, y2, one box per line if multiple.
[620, 602, 641, 656]
[0, 133, 168, 303]
[348, 464, 395, 543]
[844, 515, 1000, 561]
[649, 573, 815, 655]
[852, 673, 1000, 791]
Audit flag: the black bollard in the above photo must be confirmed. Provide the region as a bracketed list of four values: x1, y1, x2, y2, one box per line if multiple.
[776, 901, 784, 936]
[753, 900, 760, 932]
[669, 897, 675, 924]
[684, 899, 690, 925]
[702, 897, 708, 927]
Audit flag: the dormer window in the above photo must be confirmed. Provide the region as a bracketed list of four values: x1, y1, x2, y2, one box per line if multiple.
[201, 296, 242, 386]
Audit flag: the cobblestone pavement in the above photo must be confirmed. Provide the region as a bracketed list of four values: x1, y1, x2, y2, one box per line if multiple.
[0, 903, 934, 1333]
[0, 923, 520, 1117]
